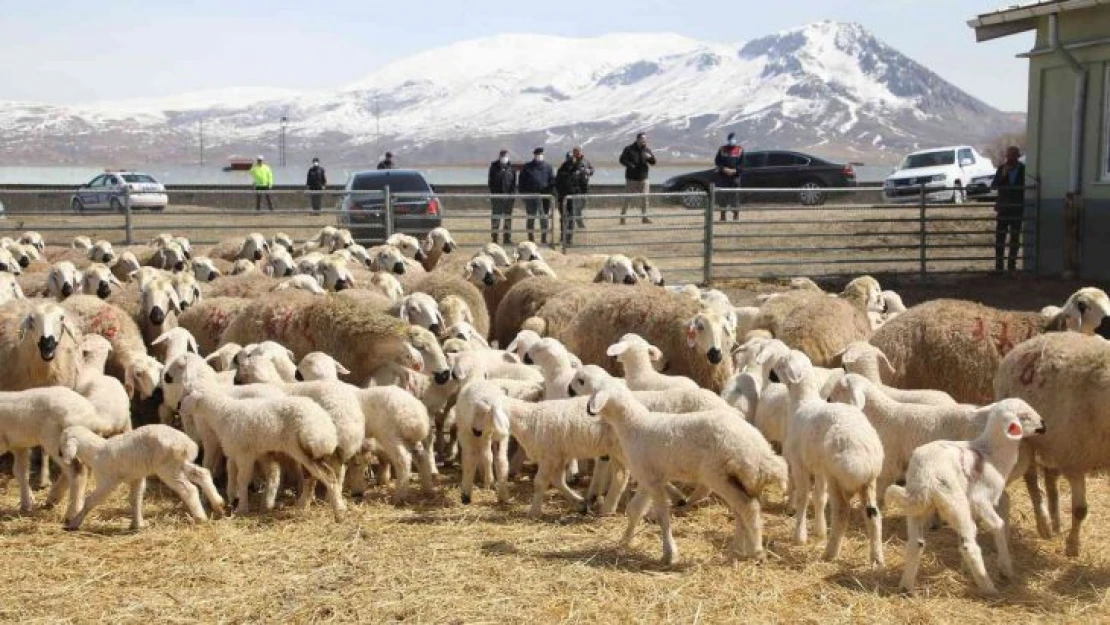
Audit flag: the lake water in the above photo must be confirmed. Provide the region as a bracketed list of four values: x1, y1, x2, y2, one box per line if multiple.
[0, 164, 890, 186]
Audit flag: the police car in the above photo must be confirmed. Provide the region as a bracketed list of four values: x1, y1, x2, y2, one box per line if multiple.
[71, 171, 168, 213]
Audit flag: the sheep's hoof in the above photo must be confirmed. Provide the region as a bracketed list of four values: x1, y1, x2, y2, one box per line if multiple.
[19, 502, 33, 514]
[673, 499, 689, 509]
[576, 501, 589, 515]
[979, 586, 999, 597]
[62, 522, 79, 532]
[130, 521, 147, 531]
[661, 551, 678, 566]
[461, 493, 471, 505]
[1065, 541, 1080, 558]
[898, 585, 916, 597]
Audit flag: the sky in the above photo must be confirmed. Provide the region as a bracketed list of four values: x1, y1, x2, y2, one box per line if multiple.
[0, 0, 1032, 111]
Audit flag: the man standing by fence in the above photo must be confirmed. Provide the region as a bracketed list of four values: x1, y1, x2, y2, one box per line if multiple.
[557, 146, 594, 245]
[991, 145, 1026, 272]
[619, 132, 656, 225]
[251, 155, 275, 211]
[377, 152, 396, 170]
[306, 157, 327, 213]
[519, 147, 555, 245]
[488, 149, 517, 244]
[715, 133, 743, 222]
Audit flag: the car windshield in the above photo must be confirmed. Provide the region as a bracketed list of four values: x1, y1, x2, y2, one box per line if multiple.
[901, 151, 955, 169]
[351, 173, 429, 194]
[122, 174, 157, 183]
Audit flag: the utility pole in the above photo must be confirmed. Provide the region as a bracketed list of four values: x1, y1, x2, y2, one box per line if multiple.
[279, 115, 288, 167]
[198, 118, 204, 167]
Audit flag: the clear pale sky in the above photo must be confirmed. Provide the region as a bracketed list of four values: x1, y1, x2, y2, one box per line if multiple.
[0, 0, 1032, 111]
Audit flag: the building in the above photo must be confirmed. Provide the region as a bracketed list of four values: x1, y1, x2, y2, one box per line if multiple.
[969, 0, 1110, 278]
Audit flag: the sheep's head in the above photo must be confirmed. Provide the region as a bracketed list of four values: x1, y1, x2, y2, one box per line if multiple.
[276, 275, 325, 295]
[348, 244, 373, 267]
[463, 255, 504, 288]
[272, 232, 295, 252]
[157, 242, 189, 273]
[239, 232, 269, 262]
[4, 242, 37, 269]
[606, 333, 662, 366]
[423, 227, 456, 255]
[387, 233, 426, 262]
[172, 237, 193, 260]
[78, 333, 113, 372]
[317, 257, 355, 292]
[987, 398, 1046, 441]
[152, 327, 199, 364]
[838, 341, 896, 383]
[594, 254, 637, 285]
[767, 349, 811, 386]
[161, 352, 212, 410]
[80, 263, 122, 299]
[265, 248, 296, 278]
[827, 373, 870, 409]
[231, 259, 258, 276]
[20, 231, 45, 252]
[632, 256, 664, 287]
[115, 252, 142, 279]
[841, 275, 883, 313]
[149, 233, 174, 248]
[233, 350, 285, 385]
[139, 278, 182, 327]
[407, 325, 450, 385]
[526, 337, 571, 370]
[447, 321, 489, 348]
[584, 381, 634, 419]
[375, 246, 408, 275]
[126, 355, 164, 401]
[88, 240, 115, 264]
[567, 364, 615, 398]
[481, 243, 512, 267]
[1061, 287, 1110, 336]
[130, 266, 166, 292]
[398, 293, 444, 335]
[514, 241, 543, 263]
[685, 310, 734, 366]
[72, 236, 94, 251]
[192, 257, 222, 282]
[439, 295, 474, 328]
[505, 330, 542, 362]
[788, 276, 822, 292]
[0, 246, 21, 276]
[332, 229, 355, 251]
[19, 302, 77, 362]
[171, 272, 202, 311]
[47, 261, 80, 299]
[204, 342, 243, 373]
[441, 337, 472, 354]
[367, 271, 404, 303]
[296, 352, 350, 382]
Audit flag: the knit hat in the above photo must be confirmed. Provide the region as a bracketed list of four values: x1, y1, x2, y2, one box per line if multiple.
[727, 132, 735, 141]
[499, 149, 509, 156]
[533, 147, 544, 155]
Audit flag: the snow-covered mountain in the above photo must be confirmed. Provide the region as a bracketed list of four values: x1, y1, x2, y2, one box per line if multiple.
[0, 22, 1022, 167]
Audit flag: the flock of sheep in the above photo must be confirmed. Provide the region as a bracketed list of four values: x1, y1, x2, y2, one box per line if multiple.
[1, 224, 1109, 598]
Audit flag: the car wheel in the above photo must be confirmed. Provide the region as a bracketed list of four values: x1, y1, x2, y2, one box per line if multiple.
[71, 198, 85, 214]
[951, 183, 966, 204]
[799, 180, 827, 206]
[110, 198, 125, 213]
[678, 182, 708, 209]
[150, 205, 165, 212]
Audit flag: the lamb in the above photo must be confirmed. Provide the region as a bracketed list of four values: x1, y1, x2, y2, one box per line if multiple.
[59, 424, 226, 531]
[871, 287, 1110, 404]
[87, 240, 116, 264]
[994, 332, 1110, 556]
[584, 382, 787, 563]
[47, 261, 81, 300]
[606, 333, 699, 392]
[295, 352, 350, 381]
[151, 327, 200, 365]
[79, 263, 123, 300]
[420, 227, 456, 271]
[3, 241, 38, 269]
[885, 399, 1045, 595]
[74, 335, 132, 437]
[769, 348, 885, 566]
[275, 274, 326, 294]
[837, 342, 957, 406]
[205, 342, 244, 373]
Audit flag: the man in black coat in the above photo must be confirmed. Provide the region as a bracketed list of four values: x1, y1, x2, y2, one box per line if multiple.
[377, 151, 395, 170]
[305, 157, 327, 213]
[991, 145, 1026, 272]
[487, 149, 517, 244]
[619, 132, 656, 225]
[518, 147, 555, 244]
[556, 146, 593, 245]
[714, 132, 743, 221]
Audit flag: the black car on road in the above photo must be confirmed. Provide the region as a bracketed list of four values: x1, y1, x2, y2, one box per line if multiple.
[338, 169, 442, 244]
[661, 150, 857, 207]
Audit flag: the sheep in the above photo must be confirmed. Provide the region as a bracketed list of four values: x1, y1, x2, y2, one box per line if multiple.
[3, 241, 39, 270]
[47, 261, 81, 300]
[885, 399, 1045, 595]
[170, 271, 202, 312]
[87, 240, 116, 264]
[480, 243, 512, 267]
[871, 287, 1110, 404]
[445, 321, 490, 350]
[79, 263, 123, 300]
[0, 246, 21, 276]
[466, 257, 556, 334]
[394, 292, 444, 334]
[231, 259, 258, 275]
[59, 424, 225, 531]
[20, 231, 45, 253]
[111, 251, 143, 283]
[631, 256, 664, 287]
[370, 244, 424, 275]
[264, 246, 296, 278]
[137, 277, 183, 355]
[0, 301, 83, 392]
[994, 332, 1110, 557]
[276, 274, 326, 294]
[420, 227, 456, 271]
[584, 382, 787, 563]
[238, 232, 269, 262]
[769, 348, 885, 566]
[72, 236, 93, 251]
[151, 327, 200, 365]
[367, 271, 404, 303]
[593, 254, 639, 285]
[60, 295, 148, 386]
[492, 277, 576, 347]
[0, 273, 25, 306]
[837, 342, 958, 406]
[439, 294, 475, 328]
[524, 337, 577, 400]
[606, 333, 699, 392]
[148, 241, 189, 273]
[402, 272, 490, 339]
[203, 342, 243, 374]
[74, 334, 132, 436]
[177, 297, 252, 355]
[749, 286, 872, 368]
[386, 233, 428, 263]
[295, 352, 350, 382]
[514, 241, 543, 263]
[234, 341, 299, 383]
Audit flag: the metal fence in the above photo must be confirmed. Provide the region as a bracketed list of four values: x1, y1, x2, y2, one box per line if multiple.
[0, 184, 1036, 286]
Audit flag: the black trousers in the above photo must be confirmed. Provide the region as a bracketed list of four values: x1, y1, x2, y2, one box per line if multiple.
[490, 196, 515, 243]
[524, 197, 550, 244]
[309, 189, 323, 212]
[995, 210, 1022, 271]
[559, 195, 585, 244]
[255, 187, 274, 211]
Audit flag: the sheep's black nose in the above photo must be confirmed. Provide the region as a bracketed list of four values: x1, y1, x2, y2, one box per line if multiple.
[428, 323, 441, 335]
[443, 243, 454, 253]
[393, 262, 406, 275]
[151, 386, 164, 405]
[471, 428, 483, 437]
[482, 274, 494, 286]
[415, 250, 427, 262]
[61, 282, 73, 297]
[657, 279, 665, 287]
[96, 282, 111, 299]
[707, 347, 723, 365]
[253, 251, 263, 261]
[38, 335, 58, 362]
[295, 370, 304, 381]
[567, 385, 577, 397]
[769, 370, 780, 384]
[284, 268, 293, 277]
[523, 354, 534, 365]
[103, 253, 114, 263]
[0, 263, 8, 272]
[208, 271, 218, 281]
[434, 370, 451, 385]
[233, 373, 245, 385]
[149, 307, 166, 325]
[623, 275, 636, 285]
[18, 257, 29, 268]
[1036, 423, 1046, 434]
[173, 261, 185, 272]
[334, 279, 350, 292]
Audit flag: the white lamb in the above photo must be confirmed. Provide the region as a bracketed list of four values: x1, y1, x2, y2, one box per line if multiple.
[885, 399, 1045, 595]
[205, 343, 243, 373]
[59, 424, 226, 531]
[526, 337, 578, 401]
[838, 342, 957, 407]
[295, 352, 350, 381]
[74, 335, 132, 436]
[607, 333, 699, 392]
[151, 327, 200, 365]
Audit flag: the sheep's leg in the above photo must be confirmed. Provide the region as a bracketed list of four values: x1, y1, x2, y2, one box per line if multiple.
[129, 478, 148, 530]
[478, 441, 494, 490]
[678, 484, 710, 509]
[704, 473, 763, 560]
[12, 448, 33, 513]
[63, 477, 119, 531]
[973, 497, 1011, 580]
[493, 437, 511, 504]
[790, 463, 812, 545]
[297, 455, 346, 522]
[182, 462, 225, 517]
[508, 445, 528, 480]
[160, 470, 206, 522]
[414, 443, 435, 492]
[899, 515, 925, 594]
[263, 460, 285, 510]
[813, 473, 828, 540]
[385, 443, 413, 505]
[1065, 471, 1087, 558]
[941, 499, 996, 595]
[565, 458, 580, 485]
[664, 483, 689, 506]
[43, 458, 68, 509]
[822, 486, 850, 562]
[551, 462, 584, 510]
[529, 463, 552, 518]
[459, 435, 477, 505]
[1023, 464, 1052, 539]
[422, 428, 440, 475]
[1044, 467, 1062, 536]
[647, 485, 678, 565]
[64, 462, 88, 523]
[585, 457, 610, 509]
[862, 481, 884, 568]
[600, 461, 630, 516]
[35, 447, 50, 490]
[233, 455, 254, 515]
[621, 489, 652, 549]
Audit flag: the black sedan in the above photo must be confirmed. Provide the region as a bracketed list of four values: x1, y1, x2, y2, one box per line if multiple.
[661, 150, 857, 207]
[338, 169, 443, 244]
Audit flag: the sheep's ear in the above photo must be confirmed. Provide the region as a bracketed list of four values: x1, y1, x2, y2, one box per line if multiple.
[188, 338, 199, 354]
[784, 353, 807, 385]
[1064, 302, 1083, 332]
[398, 303, 411, 323]
[647, 346, 664, 362]
[505, 337, 519, 353]
[167, 288, 183, 314]
[151, 332, 169, 346]
[878, 351, 897, 382]
[492, 267, 506, 282]
[501, 352, 520, 364]
[491, 405, 511, 437]
[124, 368, 137, 399]
[18, 313, 33, 342]
[405, 343, 425, 373]
[685, 319, 699, 349]
[606, 341, 629, 357]
[335, 361, 351, 376]
[587, 389, 611, 416]
[60, 435, 79, 464]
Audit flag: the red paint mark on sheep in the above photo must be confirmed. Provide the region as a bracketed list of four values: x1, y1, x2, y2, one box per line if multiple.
[996, 320, 1014, 355]
[970, 317, 987, 343]
[1019, 352, 1040, 386]
[89, 306, 118, 340]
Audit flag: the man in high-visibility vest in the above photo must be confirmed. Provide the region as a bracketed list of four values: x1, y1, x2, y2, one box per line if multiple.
[251, 155, 275, 211]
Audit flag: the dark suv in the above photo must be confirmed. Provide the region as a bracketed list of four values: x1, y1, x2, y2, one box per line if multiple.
[661, 150, 857, 207]
[338, 169, 442, 244]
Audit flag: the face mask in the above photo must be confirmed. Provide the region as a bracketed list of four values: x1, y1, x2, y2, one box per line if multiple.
[536, 155, 544, 162]
[499, 157, 508, 165]
[312, 162, 319, 166]
[727, 139, 737, 146]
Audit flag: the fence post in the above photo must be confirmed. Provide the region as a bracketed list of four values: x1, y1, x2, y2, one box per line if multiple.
[703, 184, 715, 286]
[123, 187, 133, 245]
[918, 184, 927, 278]
[383, 185, 393, 240]
[560, 194, 568, 254]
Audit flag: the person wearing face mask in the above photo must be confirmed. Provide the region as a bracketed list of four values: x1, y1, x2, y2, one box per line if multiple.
[714, 132, 743, 221]
[556, 147, 594, 245]
[619, 132, 656, 225]
[305, 157, 327, 214]
[487, 149, 517, 244]
[518, 147, 555, 244]
[377, 151, 396, 170]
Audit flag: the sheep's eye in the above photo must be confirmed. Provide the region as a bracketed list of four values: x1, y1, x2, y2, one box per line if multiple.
[164, 372, 174, 384]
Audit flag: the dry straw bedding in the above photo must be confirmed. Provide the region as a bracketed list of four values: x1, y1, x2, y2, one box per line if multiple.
[2, 468, 1109, 623]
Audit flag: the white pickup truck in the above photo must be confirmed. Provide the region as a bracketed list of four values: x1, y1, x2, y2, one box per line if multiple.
[882, 146, 996, 204]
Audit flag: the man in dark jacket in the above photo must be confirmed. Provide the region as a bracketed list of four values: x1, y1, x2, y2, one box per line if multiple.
[487, 149, 517, 244]
[619, 132, 656, 225]
[518, 147, 555, 244]
[377, 151, 395, 170]
[991, 146, 1026, 272]
[556, 146, 593, 245]
[305, 157, 327, 213]
[714, 132, 743, 221]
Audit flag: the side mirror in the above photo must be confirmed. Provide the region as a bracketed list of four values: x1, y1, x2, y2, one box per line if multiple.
[959, 158, 974, 168]
[428, 184, 437, 193]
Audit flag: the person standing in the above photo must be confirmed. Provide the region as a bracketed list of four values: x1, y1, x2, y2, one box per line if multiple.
[557, 147, 593, 245]
[714, 132, 743, 221]
[487, 149, 517, 244]
[305, 157, 327, 214]
[518, 147, 555, 244]
[250, 155, 275, 212]
[377, 151, 396, 170]
[991, 145, 1026, 272]
[619, 132, 656, 225]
